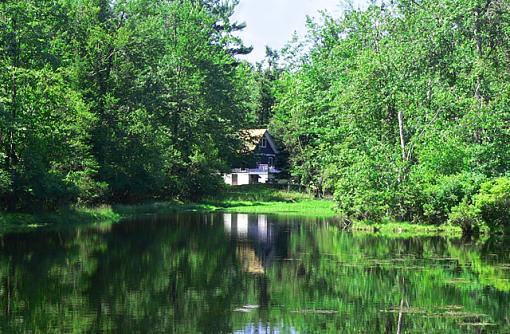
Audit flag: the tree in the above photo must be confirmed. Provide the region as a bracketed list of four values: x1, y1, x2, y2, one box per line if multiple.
[253, 47, 281, 126]
[0, 1, 101, 209]
[272, 0, 510, 222]
[0, 0, 258, 209]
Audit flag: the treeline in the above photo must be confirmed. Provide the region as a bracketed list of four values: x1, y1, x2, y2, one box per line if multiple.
[0, 0, 263, 210]
[271, 0, 510, 233]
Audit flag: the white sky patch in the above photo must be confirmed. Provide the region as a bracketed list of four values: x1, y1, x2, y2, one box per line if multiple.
[232, 0, 369, 63]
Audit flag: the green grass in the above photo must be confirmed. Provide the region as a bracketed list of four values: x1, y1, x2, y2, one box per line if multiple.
[211, 185, 314, 202]
[107, 185, 337, 217]
[210, 199, 335, 216]
[202, 185, 336, 217]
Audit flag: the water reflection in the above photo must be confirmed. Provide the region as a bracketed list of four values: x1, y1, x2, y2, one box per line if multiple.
[224, 214, 286, 277]
[233, 323, 299, 334]
[0, 213, 508, 333]
[224, 214, 270, 243]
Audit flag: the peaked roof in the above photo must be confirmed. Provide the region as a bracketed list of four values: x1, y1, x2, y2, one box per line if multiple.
[239, 128, 279, 153]
[240, 129, 267, 151]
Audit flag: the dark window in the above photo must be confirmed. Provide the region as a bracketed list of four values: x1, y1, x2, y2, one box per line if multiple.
[260, 137, 267, 148]
[268, 157, 274, 166]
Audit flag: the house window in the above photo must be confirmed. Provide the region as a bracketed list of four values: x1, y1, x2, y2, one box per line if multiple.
[260, 137, 267, 148]
[268, 157, 274, 166]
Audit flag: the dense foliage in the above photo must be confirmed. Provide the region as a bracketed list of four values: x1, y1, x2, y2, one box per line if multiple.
[271, 0, 510, 231]
[450, 177, 510, 234]
[0, 0, 258, 210]
[1, 0, 508, 233]
[251, 47, 282, 126]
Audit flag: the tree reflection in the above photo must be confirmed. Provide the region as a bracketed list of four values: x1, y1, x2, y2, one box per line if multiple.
[0, 214, 507, 333]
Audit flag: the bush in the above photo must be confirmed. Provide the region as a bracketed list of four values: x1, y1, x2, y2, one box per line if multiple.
[448, 201, 485, 235]
[473, 177, 510, 233]
[449, 177, 510, 235]
[332, 151, 398, 221]
[421, 172, 485, 224]
[66, 170, 108, 205]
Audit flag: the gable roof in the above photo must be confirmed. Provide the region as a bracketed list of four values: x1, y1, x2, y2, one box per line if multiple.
[240, 128, 279, 154]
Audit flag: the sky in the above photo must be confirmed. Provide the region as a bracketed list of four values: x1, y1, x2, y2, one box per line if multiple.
[232, 0, 368, 63]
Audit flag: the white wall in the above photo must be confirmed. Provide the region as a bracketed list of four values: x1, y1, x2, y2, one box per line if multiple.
[238, 173, 250, 185]
[224, 172, 273, 185]
[223, 173, 253, 185]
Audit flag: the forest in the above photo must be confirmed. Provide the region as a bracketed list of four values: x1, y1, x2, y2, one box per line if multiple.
[270, 0, 510, 234]
[0, 0, 262, 209]
[0, 0, 509, 233]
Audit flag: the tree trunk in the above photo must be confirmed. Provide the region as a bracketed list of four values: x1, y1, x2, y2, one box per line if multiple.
[474, 8, 483, 103]
[8, 17, 20, 170]
[473, 7, 485, 143]
[398, 110, 406, 162]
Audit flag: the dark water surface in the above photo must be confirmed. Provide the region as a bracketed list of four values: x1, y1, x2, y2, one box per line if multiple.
[0, 213, 509, 333]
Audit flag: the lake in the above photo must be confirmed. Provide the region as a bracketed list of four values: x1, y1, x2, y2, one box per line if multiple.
[0, 213, 508, 333]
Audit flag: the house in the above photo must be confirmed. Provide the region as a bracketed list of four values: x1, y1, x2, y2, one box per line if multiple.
[223, 129, 281, 186]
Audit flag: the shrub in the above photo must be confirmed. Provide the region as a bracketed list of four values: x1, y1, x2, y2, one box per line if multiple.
[66, 170, 108, 205]
[473, 177, 510, 233]
[448, 200, 485, 235]
[421, 172, 485, 224]
[333, 151, 398, 221]
[449, 177, 510, 235]
[177, 142, 226, 201]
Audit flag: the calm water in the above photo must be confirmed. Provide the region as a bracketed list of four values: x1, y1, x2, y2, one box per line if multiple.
[0, 213, 509, 333]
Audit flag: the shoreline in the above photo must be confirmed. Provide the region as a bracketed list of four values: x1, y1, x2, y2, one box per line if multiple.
[0, 184, 462, 237]
[0, 197, 462, 237]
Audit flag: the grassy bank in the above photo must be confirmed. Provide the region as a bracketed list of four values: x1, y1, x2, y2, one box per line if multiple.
[0, 185, 462, 237]
[104, 185, 337, 217]
[0, 206, 122, 234]
[204, 185, 336, 217]
[0, 186, 335, 233]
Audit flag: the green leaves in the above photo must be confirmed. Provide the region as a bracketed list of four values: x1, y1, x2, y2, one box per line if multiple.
[272, 0, 510, 226]
[0, 0, 256, 209]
